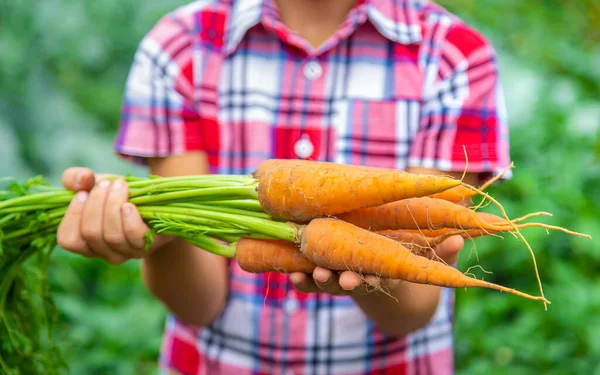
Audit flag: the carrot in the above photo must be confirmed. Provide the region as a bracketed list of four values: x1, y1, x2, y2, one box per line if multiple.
[235, 238, 316, 274]
[256, 160, 461, 222]
[396, 211, 553, 239]
[299, 218, 550, 303]
[429, 162, 514, 203]
[254, 158, 388, 179]
[336, 197, 591, 239]
[375, 230, 441, 259]
[376, 230, 438, 246]
[427, 185, 474, 204]
[254, 159, 310, 179]
[377, 228, 500, 258]
[335, 197, 503, 231]
[400, 227, 487, 238]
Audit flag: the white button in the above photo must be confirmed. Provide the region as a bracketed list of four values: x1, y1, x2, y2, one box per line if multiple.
[284, 298, 299, 313]
[303, 60, 322, 80]
[294, 134, 314, 159]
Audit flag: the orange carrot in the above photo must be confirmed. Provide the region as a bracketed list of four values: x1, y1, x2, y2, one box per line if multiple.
[256, 160, 461, 222]
[254, 159, 311, 179]
[376, 230, 441, 248]
[400, 227, 489, 238]
[236, 238, 316, 274]
[376, 229, 441, 259]
[336, 197, 590, 239]
[428, 162, 514, 203]
[336, 197, 505, 231]
[254, 158, 388, 179]
[396, 211, 552, 239]
[300, 218, 550, 303]
[428, 185, 476, 204]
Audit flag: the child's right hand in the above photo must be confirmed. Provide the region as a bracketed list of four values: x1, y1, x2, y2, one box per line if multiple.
[57, 167, 171, 264]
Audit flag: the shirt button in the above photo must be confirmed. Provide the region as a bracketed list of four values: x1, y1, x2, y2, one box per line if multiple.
[284, 298, 299, 313]
[303, 60, 322, 80]
[294, 134, 314, 159]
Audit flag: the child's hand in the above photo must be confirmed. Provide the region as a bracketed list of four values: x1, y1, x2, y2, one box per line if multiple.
[288, 235, 465, 296]
[56, 167, 171, 265]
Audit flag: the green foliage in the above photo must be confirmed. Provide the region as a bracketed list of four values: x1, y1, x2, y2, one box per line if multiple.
[435, 1, 600, 373]
[0, 0, 598, 374]
[0, 1, 188, 373]
[47, 252, 165, 375]
[453, 91, 600, 374]
[437, 0, 600, 98]
[0, 234, 65, 375]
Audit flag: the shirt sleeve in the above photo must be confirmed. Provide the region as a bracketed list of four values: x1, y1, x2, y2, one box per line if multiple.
[113, 13, 205, 165]
[408, 22, 512, 182]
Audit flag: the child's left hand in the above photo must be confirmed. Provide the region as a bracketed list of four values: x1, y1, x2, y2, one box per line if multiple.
[288, 235, 465, 296]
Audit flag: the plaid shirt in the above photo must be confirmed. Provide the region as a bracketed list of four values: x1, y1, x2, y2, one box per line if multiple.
[115, 0, 511, 374]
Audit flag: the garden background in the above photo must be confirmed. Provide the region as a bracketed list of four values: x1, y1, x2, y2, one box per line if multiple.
[1, 0, 599, 374]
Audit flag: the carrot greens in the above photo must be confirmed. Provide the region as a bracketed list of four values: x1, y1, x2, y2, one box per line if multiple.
[0, 174, 292, 375]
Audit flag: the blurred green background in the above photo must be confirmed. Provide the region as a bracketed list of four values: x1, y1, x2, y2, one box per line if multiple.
[1, 1, 599, 374]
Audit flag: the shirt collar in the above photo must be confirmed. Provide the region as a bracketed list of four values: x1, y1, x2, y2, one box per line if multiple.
[223, 0, 425, 55]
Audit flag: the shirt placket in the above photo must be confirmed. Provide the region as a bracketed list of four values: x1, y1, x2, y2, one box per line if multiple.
[259, 0, 369, 161]
[293, 56, 325, 160]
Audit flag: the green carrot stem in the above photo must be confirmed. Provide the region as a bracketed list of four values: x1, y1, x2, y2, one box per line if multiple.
[165, 203, 271, 219]
[1, 311, 24, 359]
[136, 206, 297, 241]
[0, 204, 65, 214]
[126, 175, 255, 188]
[0, 192, 74, 210]
[26, 185, 65, 192]
[158, 231, 237, 258]
[0, 246, 38, 311]
[150, 219, 247, 235]
[129, 185, 258, 205]
[191, 199, 265, 212]
[8, 229, 59, 249]
[154, 226, 250, 237]
[0, 354, 10, 375]
[3, 218, 63, 241]
[148, 219, 277, 241]
[0, 245, 44, 366]
[128, 180, 247, 197]
[213, 234, 241, 243]
[214, 233, 278, 243]
[0, 213, 17, 228]
[138, 210, 227, 227]
[177, 196, 261, 205]
[47, 207, 68, 220]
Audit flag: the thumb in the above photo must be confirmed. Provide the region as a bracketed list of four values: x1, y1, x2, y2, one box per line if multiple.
[61, 168, 119, 192]
[61, 167, 96, 192]
[435, 235, 464, 265]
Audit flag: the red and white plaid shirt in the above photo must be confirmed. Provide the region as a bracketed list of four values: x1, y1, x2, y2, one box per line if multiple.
[115, 0, 511, 374]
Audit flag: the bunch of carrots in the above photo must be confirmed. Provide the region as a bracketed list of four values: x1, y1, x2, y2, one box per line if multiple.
[0, 159, 592, 374]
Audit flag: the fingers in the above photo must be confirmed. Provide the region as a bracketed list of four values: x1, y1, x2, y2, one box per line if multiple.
[102, 180, 144, 258]
[312, 268, 350, 296]
[121, 203, 152, 251]
[338, 271, 366, 291]
[80, 179, 121, 263]
[289, 272, 320, 293]
[290, 268, 377, 296]
[57, 191, 93, 257]
[290, 268, 348, 295]
[57, 177, 152, 266]
[434, 235, 464, 265]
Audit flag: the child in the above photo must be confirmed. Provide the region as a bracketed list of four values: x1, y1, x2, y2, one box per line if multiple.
[57, 0, 510, 374]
